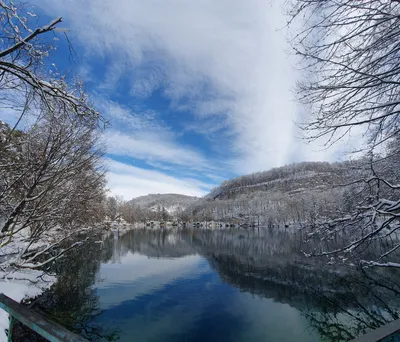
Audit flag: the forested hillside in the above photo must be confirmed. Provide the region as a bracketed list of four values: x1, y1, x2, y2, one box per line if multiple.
[183, 161, 363, 225]
[108, 160, 371, 226]
[105, 193, 199, 222]
[207, 161, 349, 199]
[129, 194, 199, 214]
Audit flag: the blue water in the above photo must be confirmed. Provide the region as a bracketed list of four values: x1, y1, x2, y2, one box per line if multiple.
[92, 253, 317, 342]
[39, 228, 399, 342]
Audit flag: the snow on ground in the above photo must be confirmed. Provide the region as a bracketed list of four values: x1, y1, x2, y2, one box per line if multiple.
[0, 228, 57, 266]
[0, 226, 63, 341]
[0, 270, 55, 341]
[0, 224, 112, 340]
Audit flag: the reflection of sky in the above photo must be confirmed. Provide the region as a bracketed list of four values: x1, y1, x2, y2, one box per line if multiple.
[95, 252, 209, 309]
[92, 252, 319, 342]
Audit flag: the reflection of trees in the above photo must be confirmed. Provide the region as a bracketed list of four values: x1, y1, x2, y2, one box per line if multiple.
[187, 228, 330, 273]
[193, 230, 340, 312]
[31, 229, 196, 339]
[107, 229, 195, 260]
[301, 269, 400, 341]
[35, 236, 119, 341]
[29, 229, 400, 342]
[184, 229, 400, 341]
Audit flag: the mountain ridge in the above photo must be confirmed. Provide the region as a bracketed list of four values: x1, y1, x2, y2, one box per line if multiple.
[182, 160, 358, 223]
[124, 161, 360, 223]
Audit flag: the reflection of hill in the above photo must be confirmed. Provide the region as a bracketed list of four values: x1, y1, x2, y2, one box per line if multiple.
[111, 230, 195, 259]
[108, 229, 400, 317]
[184, 229, 400, 314]
[39, 229, 399, 342]
[116, 229, 400, 316]
[185, 229, 345, 311]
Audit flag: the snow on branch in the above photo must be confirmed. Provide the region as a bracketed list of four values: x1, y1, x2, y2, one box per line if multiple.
[0, 16, 62, 58]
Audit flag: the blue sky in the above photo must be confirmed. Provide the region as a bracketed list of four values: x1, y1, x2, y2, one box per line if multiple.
[18, 0, 362, 199]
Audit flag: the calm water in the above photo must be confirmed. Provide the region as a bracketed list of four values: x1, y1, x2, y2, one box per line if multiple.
[37, 228, 400, 342]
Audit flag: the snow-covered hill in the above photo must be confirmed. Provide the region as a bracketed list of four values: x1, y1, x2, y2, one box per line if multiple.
[184, 161, 361, 224]
[206, 161, 350, 200]
[125, 161, 363, 224]
[129, 193, 199, 216]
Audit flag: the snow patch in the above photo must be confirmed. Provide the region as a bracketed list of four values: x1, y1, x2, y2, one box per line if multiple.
[0, 270, 56, 340]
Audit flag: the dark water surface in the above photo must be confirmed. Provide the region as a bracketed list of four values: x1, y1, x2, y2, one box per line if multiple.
[37, 228, 400, 342]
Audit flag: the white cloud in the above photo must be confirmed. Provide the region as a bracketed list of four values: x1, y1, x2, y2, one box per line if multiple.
[94, 98, 220, 194]
[37, 0, 362, 176]
[95, 97, 225, 174]
[104, 130, 212, 171]
[106, 159, 211, 199]
[95, 97, 161, 132]
[36, 0, 301, 173]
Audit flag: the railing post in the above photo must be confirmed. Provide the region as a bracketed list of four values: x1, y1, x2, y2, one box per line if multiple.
[7, 316, 13, 342]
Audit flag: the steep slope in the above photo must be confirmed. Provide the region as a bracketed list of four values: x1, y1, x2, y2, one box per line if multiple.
[207, 161, 349, 200]
[184, 161, 359, 224]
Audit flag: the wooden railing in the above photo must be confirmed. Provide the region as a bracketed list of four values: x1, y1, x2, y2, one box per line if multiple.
[0, 293, 88, 342]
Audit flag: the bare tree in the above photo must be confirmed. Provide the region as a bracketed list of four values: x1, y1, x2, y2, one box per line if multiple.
[0, 2, 108, 270]
[104, 196, 126, 222]
[0, 1, 101, 132]
[0, 104, 106, 269]
[289, 0, 400, 267]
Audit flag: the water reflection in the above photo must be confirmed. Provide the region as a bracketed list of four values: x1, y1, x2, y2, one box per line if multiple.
[37, 229, 400, 342]
[35, 235, 119, 341]
[301, 269, 400, 341]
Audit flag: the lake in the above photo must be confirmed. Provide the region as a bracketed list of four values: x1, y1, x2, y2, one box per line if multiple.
[34, 228, 400, 342]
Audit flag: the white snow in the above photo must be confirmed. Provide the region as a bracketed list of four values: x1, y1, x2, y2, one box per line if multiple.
[0, 269, 55, 341]
[1, 226, 59, 342]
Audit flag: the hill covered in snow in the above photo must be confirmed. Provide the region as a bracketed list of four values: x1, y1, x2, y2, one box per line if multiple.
[121, 161, 364, 225]
[206, 161, 353, 200]
[183, 161, 360, 224]
[129, 193, 199, 216]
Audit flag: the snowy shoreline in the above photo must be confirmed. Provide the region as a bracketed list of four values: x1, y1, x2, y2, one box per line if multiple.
[0, 221, 273, 340]
[0, 269, 55, 341]
[0, 224, 112, 341]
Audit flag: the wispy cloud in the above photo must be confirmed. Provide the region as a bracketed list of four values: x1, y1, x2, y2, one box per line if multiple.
[95, 97, 161, 132]
[106, 159, 212, 199]
[94, 96, 223, 183]
[36, 0, 299, 173]
[104, 130, 211, 171]
[35, 0, 363, 196]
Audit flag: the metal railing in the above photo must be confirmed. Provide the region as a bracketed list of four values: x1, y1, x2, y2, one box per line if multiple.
[0, 293, 88, 342]
[349, 318, 400, 342]
[2, 291, 399, 341]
